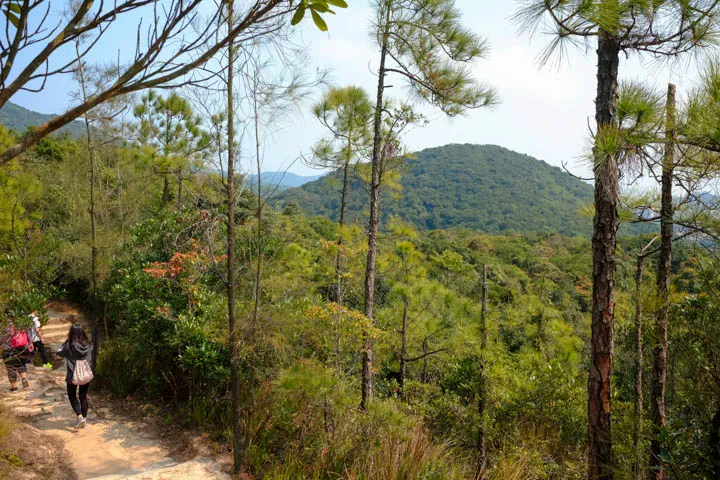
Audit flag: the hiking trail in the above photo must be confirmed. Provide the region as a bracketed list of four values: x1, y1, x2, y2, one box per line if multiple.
[0, 301, 231, 480]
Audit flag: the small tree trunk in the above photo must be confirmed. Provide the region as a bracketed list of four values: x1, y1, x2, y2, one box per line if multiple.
[333, 153, 352, 372]
[710, 403, 720, 479]
[176, 167, 183, 211]
[335, 156, 351, 301]
[588, 31, 620, 480]
[361, 4, 391, 410]
[76, 44, 100, 368]
[103, 301, 109, 340]
[399, 294, 408, 398]
[87, 118, 99, 369]
[22, 243, 27, 283]
[421, 338, 429, 383]
[633, 255, 645, 480]
[649, 83, 675, 480]
[477, 264, 488, 478]
[251, 76, 262, 336]
[225, 2, 243, 472]
[162, 175, 171, 207]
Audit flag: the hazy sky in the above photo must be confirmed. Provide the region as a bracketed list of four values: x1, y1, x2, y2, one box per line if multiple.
[10, 1, 703, 176]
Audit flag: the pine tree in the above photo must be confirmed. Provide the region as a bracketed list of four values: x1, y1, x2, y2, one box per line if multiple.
[132, 91, 209, 209]
[362, 0, 495, 409]
[515, 2, 720, 478]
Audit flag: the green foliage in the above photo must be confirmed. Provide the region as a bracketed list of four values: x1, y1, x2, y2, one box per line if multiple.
[666, 266, 720, 479]
[310, 86, 373, 184]
[276, 144, 595, 235]
[258, 360, 466, 479]
[86, 189, 601, 478]
[291, 0, 349, 31]
[3, 286, 57, 325]
[4, 85, 718, 479]
[0, 102, 85, 138]
[514, 0, 720, 67]
[374, 0, 496, 115]
[132, 90, 210, 208]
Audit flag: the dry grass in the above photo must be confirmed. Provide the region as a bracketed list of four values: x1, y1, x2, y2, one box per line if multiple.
[344, 425, 466, 480]
[489, 451, 534, 480]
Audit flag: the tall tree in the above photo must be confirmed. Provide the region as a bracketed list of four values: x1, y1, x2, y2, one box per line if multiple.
[132, 91, 208, 209]
[630, 236, 658, 480]
[310, 86, 372, 347]
[311, 86, 373, 232]
[477, 263, 489, 478]
[362, 0, 495, 409]
[649, 83, 676, 478]
[197, 6, 332, 471]
[225, 1, 242, 472]
[72, 38, 132, 365]
[74, 47, 101, 368]
[515, 3, 720, 478]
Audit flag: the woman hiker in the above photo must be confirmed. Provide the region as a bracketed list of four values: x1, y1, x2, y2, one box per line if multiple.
[2, 315, 33, 391]
[57, 324, 93, 429]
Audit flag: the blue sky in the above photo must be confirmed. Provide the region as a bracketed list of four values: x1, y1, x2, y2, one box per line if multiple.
[10, 1, 701, 177]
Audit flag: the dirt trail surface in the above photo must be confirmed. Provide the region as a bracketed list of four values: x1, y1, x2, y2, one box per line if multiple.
[0, 301, 231, 480]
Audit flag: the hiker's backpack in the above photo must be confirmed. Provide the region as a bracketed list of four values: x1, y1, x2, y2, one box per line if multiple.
[9, 327, 29, 348]
[72, 359, 94, 386]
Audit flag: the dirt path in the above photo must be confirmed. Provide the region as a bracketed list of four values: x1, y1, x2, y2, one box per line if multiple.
[0, 302, 230, 480]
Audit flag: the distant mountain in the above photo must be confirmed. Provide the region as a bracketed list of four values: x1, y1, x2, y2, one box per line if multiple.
[273, 144, 595, 236]
[0, 101, 85, 138]
[248, 172, 322, 191]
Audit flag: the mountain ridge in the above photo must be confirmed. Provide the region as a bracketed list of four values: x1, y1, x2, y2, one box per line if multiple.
[248, 171, 322, 190]
[0, 101, 85, 138]
[273, 143, 594, 236]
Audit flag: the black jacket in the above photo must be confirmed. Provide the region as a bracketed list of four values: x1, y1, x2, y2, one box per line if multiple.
[57, 341, 93, 384]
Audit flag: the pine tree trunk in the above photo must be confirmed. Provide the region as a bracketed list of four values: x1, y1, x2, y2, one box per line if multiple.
[333, 152, 351, 372]
[88, 118, 99, 369]
[477, 264, 488, 478]
[588, 31, 620, 480]
[399, 294, 408, 398]
[177, 167, 183, 211]
[225, 1, 243, 472]
[362, 3, 391, 410]
[649, 83, 675, 480]
[335, 158, 350, 306]
[162, 175, 171, 207]
[252, 80, 262, 336]
[162, 111, 172, 208]
[633, 255, 645, 480]
[76, 47, 99, 368]
[710, 404, 720, 479]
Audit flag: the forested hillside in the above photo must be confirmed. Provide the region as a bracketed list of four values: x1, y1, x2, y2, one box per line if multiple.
[274, 144, 594, 235]
[0, 102, 85, 138]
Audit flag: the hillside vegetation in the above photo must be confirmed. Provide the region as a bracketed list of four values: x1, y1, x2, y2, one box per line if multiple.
[1, 124, 718, 478]
[275, 144, 594, 235]
[0, 102, 85, 138]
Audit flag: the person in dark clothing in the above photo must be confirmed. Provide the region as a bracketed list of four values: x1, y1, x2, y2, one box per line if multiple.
[57, 324, 93, 429]
[29, 311, 51, 367]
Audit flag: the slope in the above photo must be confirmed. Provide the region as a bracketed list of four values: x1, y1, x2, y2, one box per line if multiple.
[0, 101, 85, 138]
[274, 144, 593, 236]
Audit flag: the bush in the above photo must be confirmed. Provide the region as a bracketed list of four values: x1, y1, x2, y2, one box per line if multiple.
[253, 360, 469, 480]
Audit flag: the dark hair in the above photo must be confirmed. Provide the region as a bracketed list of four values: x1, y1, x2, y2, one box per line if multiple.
[68, 324, 90, 347]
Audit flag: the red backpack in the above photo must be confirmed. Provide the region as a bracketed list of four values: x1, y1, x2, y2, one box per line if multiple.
[9, 326, 29, 348]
